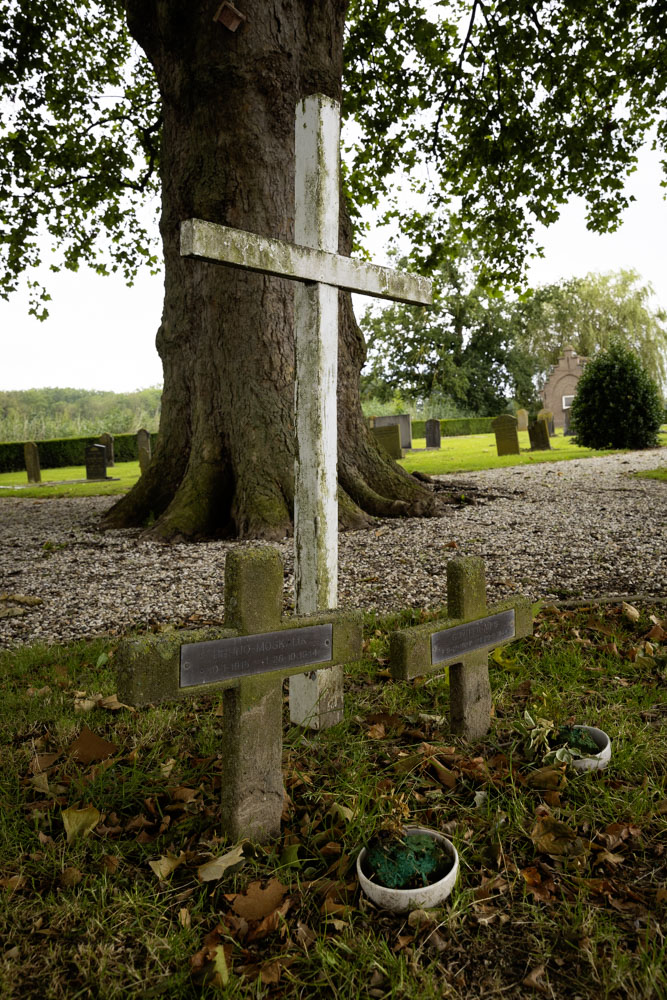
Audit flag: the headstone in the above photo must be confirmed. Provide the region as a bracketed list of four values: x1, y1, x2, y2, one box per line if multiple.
[116, 548, 362, 842]
[390, 556, 532, 739]
[425, 419, 441, 449]
[24, 442, 41, 484]
[538, 409, 555, 435]
[180, 93, 432, 731]
[371, 423, 402, 459]
[137, 428, 152, 474]
[85, 443, 108, 480]
[491, 414, 520, 456]
[516, 408, 529, 432]
[563, 409, 572, 435]
[370, 413, 412, 449]
[98, 433, 115, 467]
[529, 417, 551, 451]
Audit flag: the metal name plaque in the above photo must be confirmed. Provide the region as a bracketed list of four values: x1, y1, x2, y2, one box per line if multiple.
[180, 624, 333, 688]
[431, 609, 516, 665]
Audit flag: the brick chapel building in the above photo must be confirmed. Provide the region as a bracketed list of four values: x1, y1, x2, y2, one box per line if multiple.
[541, 345, 588, 432]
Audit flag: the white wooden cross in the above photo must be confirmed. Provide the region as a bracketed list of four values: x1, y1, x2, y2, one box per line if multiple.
[181, 94, 432, 730]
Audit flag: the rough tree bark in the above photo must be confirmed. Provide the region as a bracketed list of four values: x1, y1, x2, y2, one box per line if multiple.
[104, 0, 436, 541]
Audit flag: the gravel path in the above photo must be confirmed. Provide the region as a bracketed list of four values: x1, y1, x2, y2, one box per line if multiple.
[1, 448, 665, 648]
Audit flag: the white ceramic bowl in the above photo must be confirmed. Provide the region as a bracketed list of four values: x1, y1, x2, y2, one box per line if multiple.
[570, 725, 611, 772]
[356, 826, 459, 913]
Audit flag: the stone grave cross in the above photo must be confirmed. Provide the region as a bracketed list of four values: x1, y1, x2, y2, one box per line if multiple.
[390, 557, 533, 739]
[116, 547, 361, 842]
[180, 94, 432, 732]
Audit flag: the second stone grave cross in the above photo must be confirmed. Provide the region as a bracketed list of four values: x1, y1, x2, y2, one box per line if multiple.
[180, 93, 432, 732]
[116, 547, 362, 842]
[390, 557, 533, 740]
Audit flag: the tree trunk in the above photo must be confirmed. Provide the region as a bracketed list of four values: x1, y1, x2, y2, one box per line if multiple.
[105, 0, 435, 541]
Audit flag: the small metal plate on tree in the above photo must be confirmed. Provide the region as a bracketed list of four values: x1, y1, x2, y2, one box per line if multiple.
[180, 624, 333, 688]
[431, 609, 515, 665]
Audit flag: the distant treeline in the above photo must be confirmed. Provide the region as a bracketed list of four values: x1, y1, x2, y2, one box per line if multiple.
[0, 387, 162, 442]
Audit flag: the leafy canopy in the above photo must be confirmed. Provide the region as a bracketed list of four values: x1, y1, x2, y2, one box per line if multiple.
[359, 256, 538, 415]
[2, 1, 667, 315]
[513, 270, 667, 391]
[361, 267, 667, 415]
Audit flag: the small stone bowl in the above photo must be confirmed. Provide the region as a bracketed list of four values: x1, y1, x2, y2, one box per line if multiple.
[356, 826, 459, 913]
[571, 725, 612, 772]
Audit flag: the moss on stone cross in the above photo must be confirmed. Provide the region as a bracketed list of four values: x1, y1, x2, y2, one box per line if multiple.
[390, 556, 532, 740]
[116, 547, 362, 842]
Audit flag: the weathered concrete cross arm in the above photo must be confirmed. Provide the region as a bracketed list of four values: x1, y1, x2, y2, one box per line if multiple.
[390, 596, 533, 682]
[115, 607, 362, 708]
[180, 218, 432, 306]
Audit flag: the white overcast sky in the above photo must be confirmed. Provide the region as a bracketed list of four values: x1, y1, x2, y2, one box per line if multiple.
[1, 141, 665, 394]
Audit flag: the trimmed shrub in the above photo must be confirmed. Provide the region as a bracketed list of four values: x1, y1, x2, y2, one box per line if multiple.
[570, 343, 664, 450]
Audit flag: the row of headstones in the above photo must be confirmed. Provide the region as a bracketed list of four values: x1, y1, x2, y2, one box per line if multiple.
[492, 410, 553, 457]
[369, 409, 557, 461]
[368, 414, 441, 458]
[116, 547, 532, 843]
[23, 429, 153, 484]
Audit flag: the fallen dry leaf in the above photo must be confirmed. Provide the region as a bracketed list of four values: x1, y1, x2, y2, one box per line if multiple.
[149, 852, 186, 879]
[595, 850, 625, 866]
[259, 957, 293, 985]
[430, 759, 457, 789]
[30, 752, 60, 774]
[178, 907, 191, 928]
[60, 867, 83, 888]
[26, 685, 51, 697]
[74, 692, 104, 713]
[328, 802, 354, 823]
[100, 855, 120, 874]
[246, 898, 291, 943]
[622, 602, 640, 623]
[367, 723, 386, 740]
[190, 927, 230, 989]
[68, 727, 118, 764]
[62, 804, 101, 843]
[407, 909, 437, 931]
[531, 810, 587, 858]
[526, 766, 568, 791]
[170, 786, 199, 803]
[197, 844, 245, 883]
[160, 758, 177, 779]
[296, 921, 316, 951]
[0, 875, 26, 892]
[521, 867, 555, 903]
[30, 773, 50, 795]
[598, 821, 640, 850]
[99, 694, 135, 713]
[228, 878, 287, 921]
[523, 964, 548, 994]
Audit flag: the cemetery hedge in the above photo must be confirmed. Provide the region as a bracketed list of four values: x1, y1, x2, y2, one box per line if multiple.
[0, 433, 158, 474]
[411, 416, 495, 438]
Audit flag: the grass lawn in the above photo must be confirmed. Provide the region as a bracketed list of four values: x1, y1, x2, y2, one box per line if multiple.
[635, 468, 667, 483]
[1, 429, 665, 500]
[0, 461, 140, 499]
[1, 602, 665, 998]
[399, 429, 667, 476]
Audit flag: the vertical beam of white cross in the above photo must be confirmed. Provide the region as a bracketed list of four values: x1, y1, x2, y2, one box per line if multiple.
[180, 93, 432, 730]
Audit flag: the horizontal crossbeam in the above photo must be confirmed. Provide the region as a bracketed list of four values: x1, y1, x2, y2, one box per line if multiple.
[180, 218, 433, 306]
